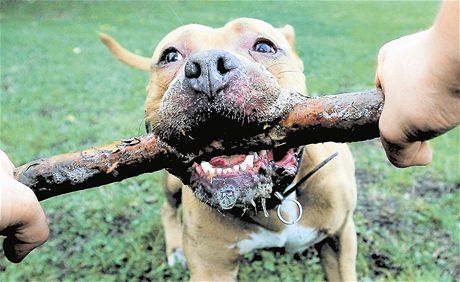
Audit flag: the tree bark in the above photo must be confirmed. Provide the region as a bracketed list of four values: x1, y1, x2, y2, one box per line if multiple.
[14, 88, 384, 200]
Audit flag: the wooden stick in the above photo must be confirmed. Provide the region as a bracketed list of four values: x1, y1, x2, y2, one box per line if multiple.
[14, 88, 384, 200]
[14, 136, 179, 200]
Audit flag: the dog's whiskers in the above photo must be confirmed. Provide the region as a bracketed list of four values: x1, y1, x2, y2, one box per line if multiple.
[154, 72, 178, 92]
[137, 118, 148, 135]
[266, 61, 291, 70]
[266, 62, 303, 80]
[274, 69, 303, 76]
[154, 81, 168, 91]
[251, 199, 257, 214]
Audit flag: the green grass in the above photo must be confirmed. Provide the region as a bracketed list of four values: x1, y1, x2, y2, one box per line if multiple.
[1, 1, 458, 281]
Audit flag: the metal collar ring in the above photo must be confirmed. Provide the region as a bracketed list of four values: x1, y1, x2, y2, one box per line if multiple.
[274, 191, 303, 225]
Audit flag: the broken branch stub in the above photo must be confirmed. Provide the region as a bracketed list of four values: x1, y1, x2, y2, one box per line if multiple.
[14, 88, 384, 200]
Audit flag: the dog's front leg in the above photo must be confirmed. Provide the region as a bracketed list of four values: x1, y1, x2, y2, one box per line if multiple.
[184, 236, 240, 282]
[182, 187, 241, 282]
[316, 216, 357, 282]
[161, 173, 186, 267]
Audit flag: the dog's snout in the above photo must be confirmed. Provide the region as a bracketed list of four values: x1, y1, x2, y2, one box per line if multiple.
[184, 50, 240, 96]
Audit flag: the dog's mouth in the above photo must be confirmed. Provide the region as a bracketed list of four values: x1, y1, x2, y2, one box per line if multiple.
[189, 147, 300, 212]
[151, 48, 306, 213]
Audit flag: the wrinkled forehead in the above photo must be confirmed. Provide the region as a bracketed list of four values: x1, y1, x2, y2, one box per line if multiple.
[152, 18, 291, 60]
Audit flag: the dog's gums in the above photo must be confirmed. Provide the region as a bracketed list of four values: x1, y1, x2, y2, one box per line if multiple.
[189, 148, 300, 212]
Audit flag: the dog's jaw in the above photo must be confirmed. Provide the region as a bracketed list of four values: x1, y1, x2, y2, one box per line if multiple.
[190, 148, 300, 211]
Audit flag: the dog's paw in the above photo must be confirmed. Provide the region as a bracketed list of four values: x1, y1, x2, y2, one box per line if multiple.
[167, 248, 187, 268]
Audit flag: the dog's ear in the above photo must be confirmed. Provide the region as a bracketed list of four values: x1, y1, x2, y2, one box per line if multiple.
[98, 33, 151, 72]
[279, 24, 296, 49]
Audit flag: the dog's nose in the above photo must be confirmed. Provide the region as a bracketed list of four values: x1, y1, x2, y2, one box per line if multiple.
[184, 50, 239, 96]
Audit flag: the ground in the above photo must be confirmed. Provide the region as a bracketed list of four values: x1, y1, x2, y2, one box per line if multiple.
[0, 1, 458, 281]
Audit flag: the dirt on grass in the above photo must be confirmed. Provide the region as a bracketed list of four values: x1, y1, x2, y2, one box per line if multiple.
[355, 168, 459, 281]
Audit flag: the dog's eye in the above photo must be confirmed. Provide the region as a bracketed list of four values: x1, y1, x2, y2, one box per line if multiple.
[160, 48, 183, 64]
[253, 40, 277, 54]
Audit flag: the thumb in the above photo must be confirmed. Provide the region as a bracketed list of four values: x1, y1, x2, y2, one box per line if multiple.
[381, 138, 432, 168]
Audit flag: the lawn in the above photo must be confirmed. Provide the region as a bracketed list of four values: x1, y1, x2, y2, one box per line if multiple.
[1, 1, 458, 281]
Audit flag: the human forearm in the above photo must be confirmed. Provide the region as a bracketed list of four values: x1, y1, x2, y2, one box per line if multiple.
[430, 1, 460, 95]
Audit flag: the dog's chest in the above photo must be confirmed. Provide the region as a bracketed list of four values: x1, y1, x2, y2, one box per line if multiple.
[233, 195, 327, 254]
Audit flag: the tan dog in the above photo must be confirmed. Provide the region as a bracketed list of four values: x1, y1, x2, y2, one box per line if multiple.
[100, 18, 357, 281]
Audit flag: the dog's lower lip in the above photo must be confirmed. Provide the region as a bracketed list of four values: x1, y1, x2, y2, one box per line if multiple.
[189, 147, 299, 211]
[191, 148, 296, 187]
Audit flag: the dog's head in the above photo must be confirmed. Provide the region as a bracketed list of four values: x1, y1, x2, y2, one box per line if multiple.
[101, 18, 306, 213]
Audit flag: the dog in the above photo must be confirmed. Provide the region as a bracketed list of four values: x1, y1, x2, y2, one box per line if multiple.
[100, 18, 357, 281]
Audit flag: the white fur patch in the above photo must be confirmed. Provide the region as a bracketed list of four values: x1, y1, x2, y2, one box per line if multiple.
[234, 194, 326, 254]
[167, 248, 187, 268]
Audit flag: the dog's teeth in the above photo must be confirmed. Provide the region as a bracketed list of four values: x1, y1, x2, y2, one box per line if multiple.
[208, 167, 215, 175]
[253, 152, 258, 160]
[201, 162, 211, 174]
[261, 198, 269, 218]
[240, 162, 247, 170]
[233, 165, 240, 172]
[224, 168, 232, 174]
[245, 155, 254, 167]
[251, 199, 257, 214]
[216, 168, 223, 175]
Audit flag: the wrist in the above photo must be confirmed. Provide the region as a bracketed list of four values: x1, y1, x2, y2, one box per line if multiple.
[429, 1, 460, 79]
[423, 27, 460, 96]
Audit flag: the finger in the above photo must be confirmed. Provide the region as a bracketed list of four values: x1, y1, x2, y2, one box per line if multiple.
[374, 68, 382, 90]
[3, 220, 49, 263]
[374, 44, 388, 89]
[2, 207, 49, 263]
[3, 232, 47, 263]
[1, 179, 49, 263]
[381, 138, 432, 168]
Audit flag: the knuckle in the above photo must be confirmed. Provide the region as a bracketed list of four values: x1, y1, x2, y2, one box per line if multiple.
[374, 73, 382, 88]
[19, 189, 46, 225]
[37, 225, 50, 244]
[379, 122, 400, 145]
[378, 107, 410, 146]
[35, 210, 50, 244]
[389, 156, 410, 168]
[377, 44, 388, 63]
[21, 192, 41, 213]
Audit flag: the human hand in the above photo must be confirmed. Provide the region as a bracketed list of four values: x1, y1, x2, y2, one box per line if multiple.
[0, 150, 49, 263]
[375, 18, 460, 167]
